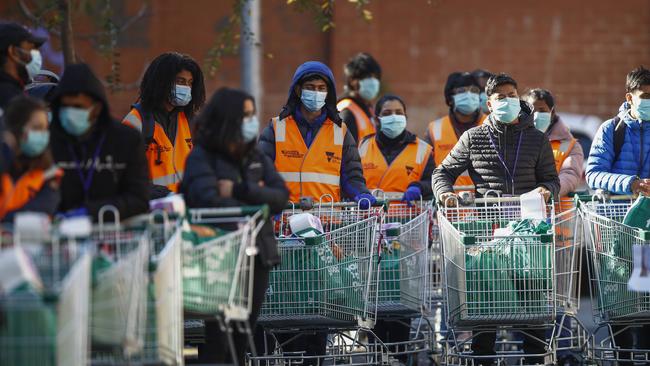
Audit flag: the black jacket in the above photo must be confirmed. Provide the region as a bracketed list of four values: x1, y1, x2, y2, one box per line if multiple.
[0, 71, 23, 111]
[339, 94, 373, 143]
[432, 101, 560, 199]
[181, 145, 289, 267]
[50, 64, 149, 220]
[367, 130, 435, 199]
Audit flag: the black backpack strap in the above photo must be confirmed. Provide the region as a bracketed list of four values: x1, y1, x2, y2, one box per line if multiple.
[132, 103, 156, 148]
[612, 116, 626, 162]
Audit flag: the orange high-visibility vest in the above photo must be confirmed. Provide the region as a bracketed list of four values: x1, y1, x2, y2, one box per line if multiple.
[0, 166, 63, 219]
[122, 107, 193, 192]
[273, 115, 345, 202]
[337, 98, 375, 142]
[551, 138, 577, 173]
[552, 138, 578, 212]
[359, 135, 432, 192]
[427, 114, 487, 188]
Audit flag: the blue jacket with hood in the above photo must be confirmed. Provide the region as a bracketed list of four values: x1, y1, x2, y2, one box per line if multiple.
[586, 102, 650, 194]
[258, 61, 370, 201]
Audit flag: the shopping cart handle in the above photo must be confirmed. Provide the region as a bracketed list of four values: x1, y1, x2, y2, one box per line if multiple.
[189, 205, 269, 219]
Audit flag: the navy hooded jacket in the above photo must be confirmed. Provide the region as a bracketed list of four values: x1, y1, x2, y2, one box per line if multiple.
[258, 61, 370, 200]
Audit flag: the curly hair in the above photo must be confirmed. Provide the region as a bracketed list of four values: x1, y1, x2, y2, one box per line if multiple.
[138, 52, 206, 118]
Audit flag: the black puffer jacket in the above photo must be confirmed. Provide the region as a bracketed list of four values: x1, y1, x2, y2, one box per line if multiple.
[432, 101, 560, 199]
[181, 145, 289, 267]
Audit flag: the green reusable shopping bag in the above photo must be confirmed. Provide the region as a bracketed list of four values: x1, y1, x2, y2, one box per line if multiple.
[339, 256, 364, 311]
[0, 285, 57, 366]
[598, 254, 633, 319]
[623, 195, 650, 230]
[378, 239, 401, 302]
[465, 246, 518, 317]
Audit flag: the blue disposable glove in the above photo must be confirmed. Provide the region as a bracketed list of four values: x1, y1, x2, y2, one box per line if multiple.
[63, 207, 89, 218]
[354, 193, 376, 210]
[402, 186, 422, 203]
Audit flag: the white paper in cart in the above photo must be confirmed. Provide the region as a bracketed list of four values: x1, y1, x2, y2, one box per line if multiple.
[289, 212, 324, 237]
[520, 191, 547, 220]
[628, 245, 650, 292]
[0, 247, 43, 294]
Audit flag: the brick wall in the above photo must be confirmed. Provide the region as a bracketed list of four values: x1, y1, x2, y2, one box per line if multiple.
[2, 0, 648, 136]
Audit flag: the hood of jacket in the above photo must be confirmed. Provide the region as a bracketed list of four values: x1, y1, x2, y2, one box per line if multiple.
[50, 63, 112, 135]
[280, 61, 341, 124]
[486, 100, 535, 134]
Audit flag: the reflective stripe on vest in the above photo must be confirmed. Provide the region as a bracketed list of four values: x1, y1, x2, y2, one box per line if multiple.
[122, 108, 193, 192]
[551, 138, 576, 173]
[273, 116, 344, 202]
[427, 114, 486, 188]
[0, 167, 62, 219]
[360, 136, 432, 192]
[337, 98, 375, 142]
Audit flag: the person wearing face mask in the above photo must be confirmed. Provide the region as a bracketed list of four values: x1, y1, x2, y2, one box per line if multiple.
[523, 88, 584, 199]
[181, 88, 288, 365]
[0, 22, 45, 111]
[359, 94, 434, 201]
[49, 63, 149, 220]
[588, 66, 650, 197]
[258, 61, 374, 209]
[122, 52, 206, 199]
[432, 74, 560, 366]
[337, 52, 382, 143]
[0, 96, 60, 221]
[426, 72, 488, 189]
[472, 69, 494, 115]
[586, 67, 650, 365]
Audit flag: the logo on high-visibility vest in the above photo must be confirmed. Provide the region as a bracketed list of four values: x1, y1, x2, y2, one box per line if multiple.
[405, 166, 414, 176]
[326, 152, 335, 162]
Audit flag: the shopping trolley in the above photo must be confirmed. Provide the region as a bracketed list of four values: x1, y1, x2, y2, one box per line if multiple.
[87, 206, 151, 365]
[438, 195, 557, 365]
[0, 227, 92, 366]
[552, 198, 590, 364]
[249, 198, 384, 365]
[119, 211, 185, 365]
[581, 193, 650, 364]
[367, 191, 435, 363]
[182, 205, 267, 366]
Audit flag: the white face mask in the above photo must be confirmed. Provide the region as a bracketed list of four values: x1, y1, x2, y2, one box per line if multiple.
[379, 114, 407, 139]
[171, 84, 192, 107]
[241, 115, 260, 143]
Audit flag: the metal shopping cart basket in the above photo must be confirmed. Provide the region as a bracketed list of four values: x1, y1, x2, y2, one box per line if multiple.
[114, 211, 184, 366]
[581, 193, 650, 364]
[86, 206, 151, 365]
[438, 195, 557, 365]
[0, 226, 92, 366]
[182, 205, 266, 365]
[552, 197, 590, 363]
[249, 198, 384, 365]
[368, 191, 434, 363]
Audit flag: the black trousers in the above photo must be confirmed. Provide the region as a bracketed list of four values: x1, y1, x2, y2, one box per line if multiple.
[470, 328, 547, 366]
[198, 257, 270, 365]
[372, 319, 411, 362]
[612, 324, 650, 366]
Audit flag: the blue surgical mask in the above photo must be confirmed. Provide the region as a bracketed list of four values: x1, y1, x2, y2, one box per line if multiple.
[59, 106, 92, 136]
[490, 97, 521, 124]
[453, 92, 480, 115]
[171, 84, 192, 107]
[20, 49, 42, 80]
[379, 114, 407, 139]
[242, 115, 260, 143]
[479, 92, 489, 114]
[358, 77, 380, 101]
[20, 130, 49, 157]
[632, 96, 650, 121]
[300, 89, 327, 112]
[533, 112, 552, 132]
